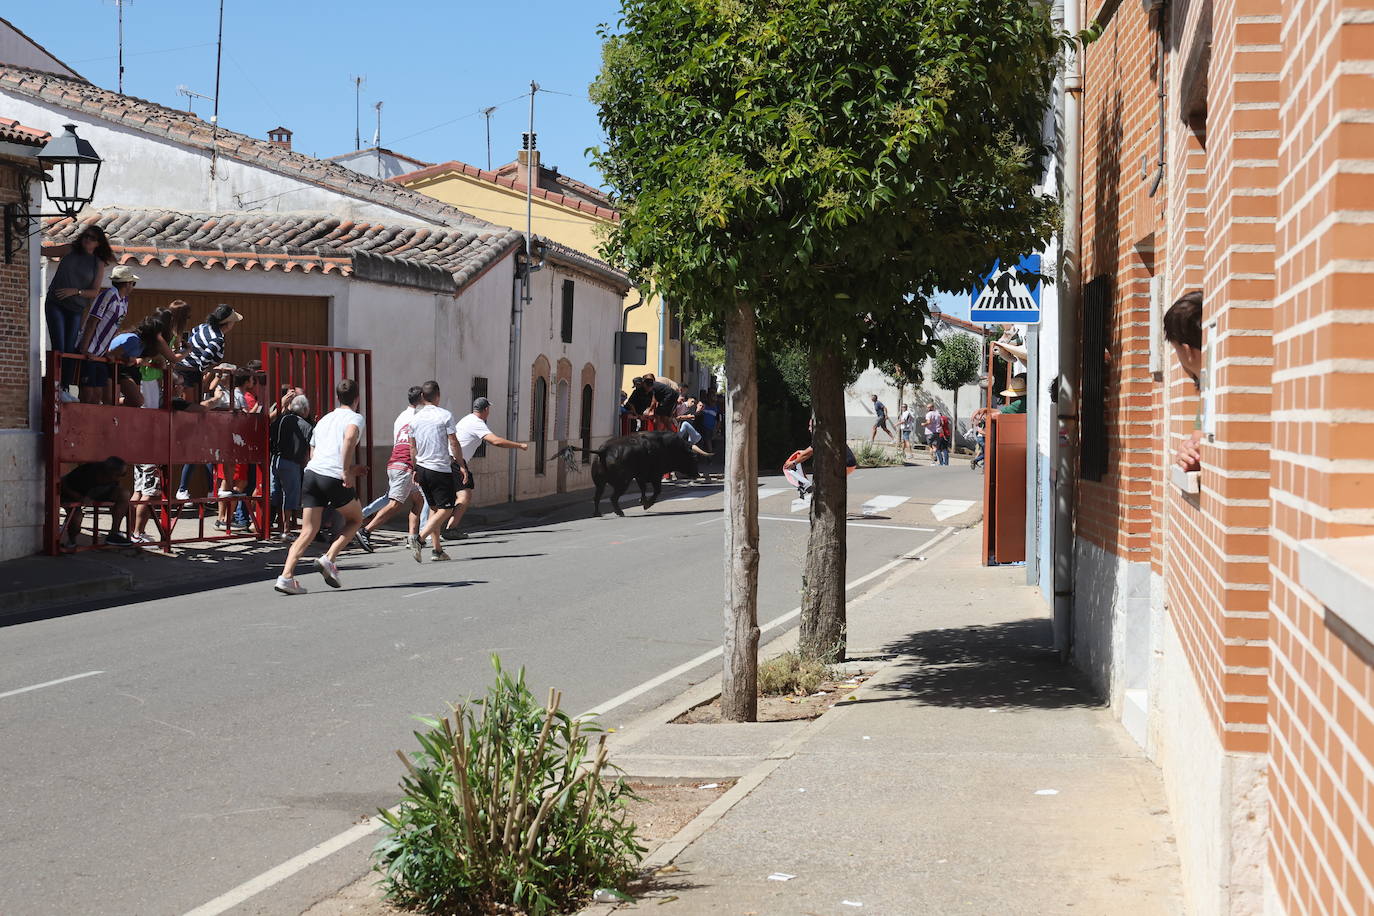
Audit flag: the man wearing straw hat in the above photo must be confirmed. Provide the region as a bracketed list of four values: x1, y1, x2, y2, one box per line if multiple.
[999, 375, 1028, 414]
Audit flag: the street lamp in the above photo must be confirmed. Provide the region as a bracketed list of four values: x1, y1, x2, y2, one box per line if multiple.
[4, 123, 104, 263]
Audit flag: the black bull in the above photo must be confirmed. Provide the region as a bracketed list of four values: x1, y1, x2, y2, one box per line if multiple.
[590, 431, 702, 516]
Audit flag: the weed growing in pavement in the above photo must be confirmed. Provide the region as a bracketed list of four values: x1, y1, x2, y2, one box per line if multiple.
[759, 651, 835, 696]
[854, 441, 901, 467]
[373, 657, 644, 915]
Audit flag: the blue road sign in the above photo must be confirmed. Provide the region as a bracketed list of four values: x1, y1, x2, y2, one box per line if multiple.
[969, 254, 1042, 324]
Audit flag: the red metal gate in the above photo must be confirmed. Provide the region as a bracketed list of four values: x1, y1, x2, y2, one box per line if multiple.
[260, 343, 374, 535]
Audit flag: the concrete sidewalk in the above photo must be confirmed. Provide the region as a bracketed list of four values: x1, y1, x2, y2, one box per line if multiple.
[600, 527, 1183, 915]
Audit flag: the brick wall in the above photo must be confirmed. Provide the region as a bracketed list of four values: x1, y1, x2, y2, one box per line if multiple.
[1270, 0, 1374, 910]
[0, 160, 30, 429]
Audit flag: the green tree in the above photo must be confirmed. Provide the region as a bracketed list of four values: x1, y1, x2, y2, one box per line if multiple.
[592, 0, 1062, 710]
[932, 333, 984, 450]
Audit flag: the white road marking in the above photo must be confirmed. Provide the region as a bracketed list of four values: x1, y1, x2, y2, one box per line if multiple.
[0, 670, 105, 700]
[756, 487, 788, 500]
[860, 494, 909, 516]
[790, 497, 811, 513]
[932, 499, 976, 522]
[179, 529, 952, 916]
[757, 515, 935, 532]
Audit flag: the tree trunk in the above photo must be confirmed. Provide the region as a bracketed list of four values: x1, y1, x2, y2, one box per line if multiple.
[721, 300, 760, 722]
[952, 388, 959, 454]
[799, 347, 847, 662]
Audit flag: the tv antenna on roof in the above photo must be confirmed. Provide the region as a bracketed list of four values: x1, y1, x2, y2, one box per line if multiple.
[113, 0, 130, 94]
[482, 106, 497, 170]
[178, 84, 214, 115]
[351, 75, 366, 150]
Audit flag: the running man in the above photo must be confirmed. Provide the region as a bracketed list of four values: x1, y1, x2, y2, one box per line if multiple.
[869, 394, 895, 443]
[410, 380, 462, 562]
[273, 379, 367, 595]
[354, 384, 434, 552]
[444, 397, 529, 540]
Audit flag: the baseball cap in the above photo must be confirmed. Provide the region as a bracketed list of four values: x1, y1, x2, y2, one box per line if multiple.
[473, 397, 492, 411]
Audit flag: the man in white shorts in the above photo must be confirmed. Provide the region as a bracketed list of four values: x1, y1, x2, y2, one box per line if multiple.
[446, 396, 529, 539]
[410, 380, 462, 562]
[355, 385, 436, 555]
[274, 378, 366, 594]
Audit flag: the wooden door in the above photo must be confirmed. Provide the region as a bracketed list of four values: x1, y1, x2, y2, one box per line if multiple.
[126, 290, 329, 368]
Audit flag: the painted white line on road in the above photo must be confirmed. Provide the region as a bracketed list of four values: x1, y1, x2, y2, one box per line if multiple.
[0, 670, 104, 700]
[757, 515, 935, 532]
[860, 494, 909, 516]
[757, 487, 788, 500]
[790, 497, 811, 513]
[179, 528, 951, 916]
[932, 498, 976, 521]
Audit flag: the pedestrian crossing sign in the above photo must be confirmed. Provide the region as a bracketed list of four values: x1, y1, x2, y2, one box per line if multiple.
[969, 254, 1042, 324]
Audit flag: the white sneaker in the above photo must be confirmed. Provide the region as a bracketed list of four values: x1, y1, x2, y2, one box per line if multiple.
[274, 576, 307, 596]
[57, 389, 78, 403]
[217, 488, 234, 498]
[314, 555, 342, 588]
[431, 548, 451, 561]
[410, 536, 423, 563]
[175, 489, 191, 501]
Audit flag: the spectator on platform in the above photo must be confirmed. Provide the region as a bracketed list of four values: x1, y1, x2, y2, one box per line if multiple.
[76, 265, 139, 404]
[998, 376, 1028, 414]
[1164, 290, 1205, 472]
[644, 373, 680, 425]
[59, 456, 131, 549]
[269, 394, 312, 539]
[43, 226, 115, 403]
[624, 376, 653, 430]
[179, 305, 242, 398]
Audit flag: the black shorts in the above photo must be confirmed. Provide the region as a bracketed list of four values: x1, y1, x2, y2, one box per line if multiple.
[456, 462, 475, 492]
[301, 470, 357, 509]
[416, 466, 457, 510]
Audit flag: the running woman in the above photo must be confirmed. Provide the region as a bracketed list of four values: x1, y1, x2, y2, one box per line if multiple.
[273, 379, 367, 595]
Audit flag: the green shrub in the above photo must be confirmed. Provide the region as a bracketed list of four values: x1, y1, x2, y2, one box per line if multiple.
[373, 658, 643, 915]
[758, 651, 834, 696]
[854, 441, 901, 467]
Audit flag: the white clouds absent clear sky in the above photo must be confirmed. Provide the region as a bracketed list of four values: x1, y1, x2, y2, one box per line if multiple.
[11, 0, 622, 187]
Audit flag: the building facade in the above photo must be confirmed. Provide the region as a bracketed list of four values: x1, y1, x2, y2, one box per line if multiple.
[1068, 0, 1374, 911]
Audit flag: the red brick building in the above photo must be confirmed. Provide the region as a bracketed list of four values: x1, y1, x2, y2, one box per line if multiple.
[0, 115, 48, 559]
[1069, 0, 1374, 910]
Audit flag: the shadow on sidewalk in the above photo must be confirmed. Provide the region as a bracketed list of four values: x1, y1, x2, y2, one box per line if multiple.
[870, 617, 1103, 710]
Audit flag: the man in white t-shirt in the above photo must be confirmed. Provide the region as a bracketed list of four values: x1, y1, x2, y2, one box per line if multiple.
[409, 380, 462, 562]
[355, 385, 438, 555]
[274, 378, 367, 595]
[444, 396, 529, 539]
[897, 403, 916, 458]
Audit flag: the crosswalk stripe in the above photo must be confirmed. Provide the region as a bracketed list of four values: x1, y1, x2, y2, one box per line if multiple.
[790, 497, 811, 513]
[757, 487, 788, 500]
[860, 495, 909, 516]
[932, 498, 976, 521]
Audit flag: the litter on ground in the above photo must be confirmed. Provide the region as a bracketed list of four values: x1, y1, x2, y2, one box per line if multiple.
[767, 873, 797, 881]
[1035, 789, 1060, 796]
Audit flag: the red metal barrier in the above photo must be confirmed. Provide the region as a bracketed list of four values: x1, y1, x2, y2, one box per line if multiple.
[619, 414, 678, 436]
[44, 351, 268, 555]
[261, 343, 374, 536]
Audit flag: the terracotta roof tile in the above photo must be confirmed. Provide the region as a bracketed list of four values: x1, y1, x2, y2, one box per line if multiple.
[0, 64, 493, 231]
[45, 207, 524, 295]
[0, 115, 48, 146]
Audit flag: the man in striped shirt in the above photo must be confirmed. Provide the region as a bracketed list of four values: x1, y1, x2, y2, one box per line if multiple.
[77, 265, 137, 404]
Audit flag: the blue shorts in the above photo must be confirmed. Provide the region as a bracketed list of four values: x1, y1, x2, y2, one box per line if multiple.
[270, 456, 303, 510]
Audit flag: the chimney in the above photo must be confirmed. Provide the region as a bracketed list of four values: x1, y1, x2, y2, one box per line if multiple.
[268, 126, 293, 150]
[518, 131, 540, 189]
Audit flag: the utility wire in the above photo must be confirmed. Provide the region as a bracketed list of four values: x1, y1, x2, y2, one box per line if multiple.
[69, 41, 215, 63]
[389, 91, 529, 145]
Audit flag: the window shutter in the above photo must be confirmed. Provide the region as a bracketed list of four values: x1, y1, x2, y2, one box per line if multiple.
[561, 280, 574, 344]
[1080, 275, 1112, 481]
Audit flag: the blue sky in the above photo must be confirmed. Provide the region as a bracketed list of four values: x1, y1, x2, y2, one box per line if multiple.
[11, 0, 622, 187]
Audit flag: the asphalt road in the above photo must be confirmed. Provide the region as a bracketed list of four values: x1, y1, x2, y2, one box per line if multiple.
[0, 461, 983, 916]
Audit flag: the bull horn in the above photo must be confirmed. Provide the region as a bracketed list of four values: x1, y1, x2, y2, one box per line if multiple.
[691, 444, 713, 457]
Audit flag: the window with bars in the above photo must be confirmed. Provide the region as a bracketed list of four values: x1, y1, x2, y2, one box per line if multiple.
[1080, 275, 1112, 481]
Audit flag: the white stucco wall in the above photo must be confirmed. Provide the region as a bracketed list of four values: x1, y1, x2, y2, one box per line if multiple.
[845, 356, 986, 446]
[0, 92, 461, 226]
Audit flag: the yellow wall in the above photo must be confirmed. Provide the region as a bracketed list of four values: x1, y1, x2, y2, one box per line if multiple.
[402, 170, 680, 393]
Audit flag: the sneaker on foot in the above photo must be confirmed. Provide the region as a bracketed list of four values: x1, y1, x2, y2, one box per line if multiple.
[354, 528, 375, 553]
[410, 536, 424, 563]
[175, 489, 192, 501]
[442, 529, 468, 541]
[274, 576, 307, 596]
[104, 532, 131, 546]
[431, 548, 451, 561]
[314, 555, 342, 588]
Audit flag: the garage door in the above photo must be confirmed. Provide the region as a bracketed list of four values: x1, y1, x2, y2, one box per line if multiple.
[125, 290, 329, 369]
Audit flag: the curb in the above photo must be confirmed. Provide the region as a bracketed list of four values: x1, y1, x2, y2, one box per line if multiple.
[3, 566, 134, 612]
